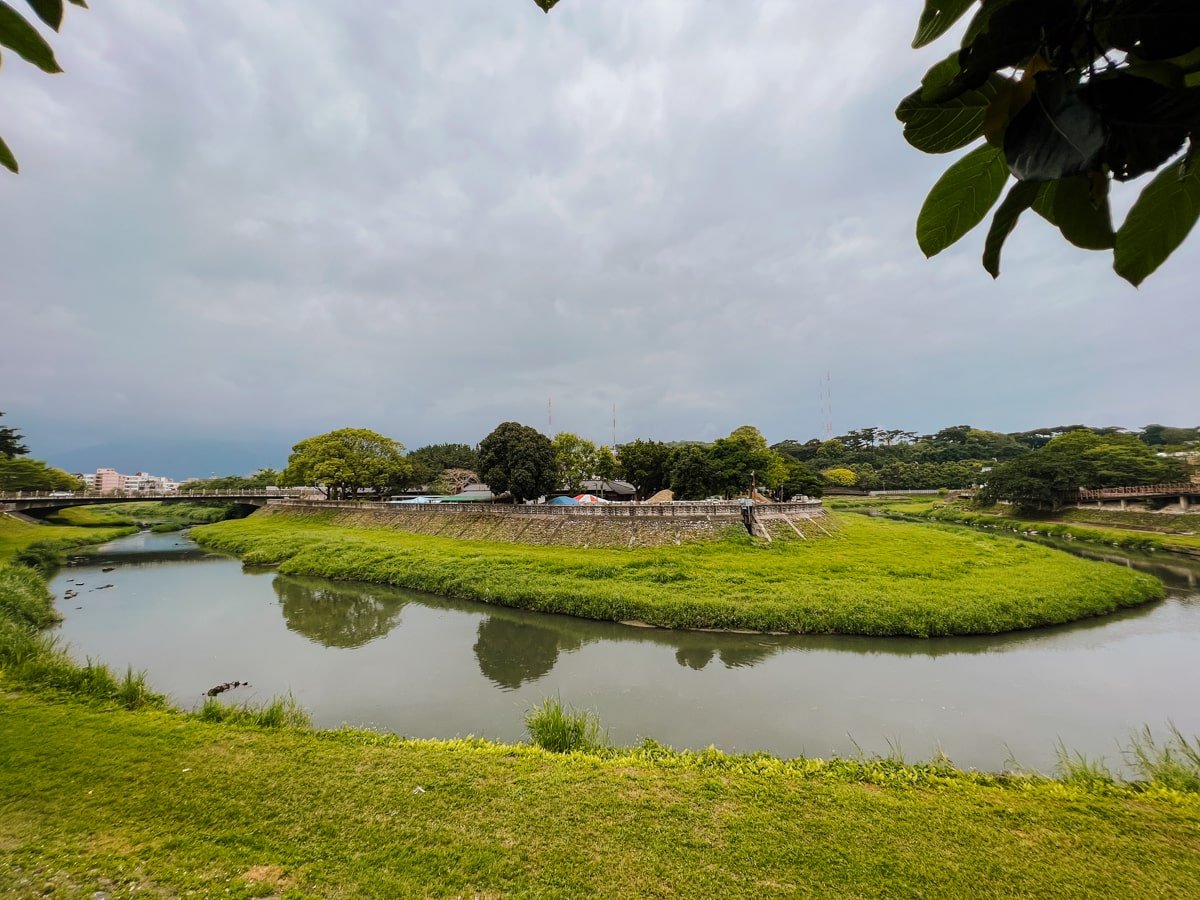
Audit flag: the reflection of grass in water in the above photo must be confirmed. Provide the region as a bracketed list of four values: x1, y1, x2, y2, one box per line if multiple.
[193, 511, 1163, 636]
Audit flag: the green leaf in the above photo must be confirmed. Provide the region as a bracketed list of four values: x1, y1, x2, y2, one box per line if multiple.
[0, 132, 17, 173]
[1031, 180, 1057, 224]
[896, 74, 1003, 154]
[1114, 157, 1200, 286]
[917, 144, 1010, 257]
[533, 0, 560, 12]
[982, 180, 1039, 277]
[1051, 175, 1115, 250]
[24, 0, 63, 31]
[912, 0, 977, 49]
[0, 0, 61, 72]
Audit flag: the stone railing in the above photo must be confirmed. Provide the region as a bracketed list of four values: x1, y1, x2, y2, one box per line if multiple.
[268, 499, 825, 519]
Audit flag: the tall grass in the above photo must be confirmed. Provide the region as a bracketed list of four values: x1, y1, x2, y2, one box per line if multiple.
[1126, 724, 1200, 792]
[525, 697, 607, 753]
[197, 694, 312, 729]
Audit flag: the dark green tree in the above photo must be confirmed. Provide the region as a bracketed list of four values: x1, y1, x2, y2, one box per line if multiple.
[668, 444, 720, 500]
[617, 439, 674, 498]
[899, 0, 1200, 285]
[0, 411, 29, 459]
[405, 442, 479, 488]
[477, 422, 556, 503]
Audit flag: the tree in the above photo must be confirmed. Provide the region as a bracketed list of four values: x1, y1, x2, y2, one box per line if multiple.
[477, 422, 556, 503]
[668, 444, 720, 500]
[899, 0, 1200, 285]
[778, 458, 823, 500]
[0, 0, 87, 173]
[405, 443, 478, 488]
[0, 457, 81, 492]
[617, 439, 674, 499]
[280, 428, 411, 499]
[820, 467, 858, 488]
[0, 411, 29, 459]
[551, 432, 602, 493]
[982, 429, 1185, 509]
[180, 468, 280, 493]
[707, 426, 785, 498]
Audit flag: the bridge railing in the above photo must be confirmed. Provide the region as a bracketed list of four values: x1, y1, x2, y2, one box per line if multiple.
[0, 489, 312, 501]
[268, 499, 826, 519]
[1077, 483, 1199, 500]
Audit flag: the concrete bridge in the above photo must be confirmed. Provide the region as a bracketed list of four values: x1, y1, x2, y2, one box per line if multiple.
[0, 489, 311, 515]
[1076, 483, 1200, 511]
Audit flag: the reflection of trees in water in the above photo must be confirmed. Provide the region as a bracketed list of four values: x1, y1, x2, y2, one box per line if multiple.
[472, 616, 586, 690]
[274, 576, 407, 648]
[674, 641, 779, 671]
[675, 647, 715, 670]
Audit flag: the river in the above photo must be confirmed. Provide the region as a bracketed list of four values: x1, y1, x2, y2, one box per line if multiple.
[49, 530, 1200, 774]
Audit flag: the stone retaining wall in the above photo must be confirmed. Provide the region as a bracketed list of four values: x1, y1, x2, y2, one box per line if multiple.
[256, 502, 830, 548]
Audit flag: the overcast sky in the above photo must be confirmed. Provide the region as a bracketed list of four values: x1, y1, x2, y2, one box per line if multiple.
[2, 0, 1196, 474]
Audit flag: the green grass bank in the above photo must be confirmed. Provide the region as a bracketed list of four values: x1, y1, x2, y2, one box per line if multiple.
[3, 694, 1200, 898]
[0, 512, 136, 573]
[907, 505, 1200, 556]
[191, 510, 1163, 636]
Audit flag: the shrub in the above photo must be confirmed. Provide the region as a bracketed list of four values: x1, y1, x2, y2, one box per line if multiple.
[525, 697, 607, 753]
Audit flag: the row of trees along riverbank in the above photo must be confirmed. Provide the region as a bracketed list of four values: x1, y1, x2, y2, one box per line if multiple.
[174, 421, 1198, 506]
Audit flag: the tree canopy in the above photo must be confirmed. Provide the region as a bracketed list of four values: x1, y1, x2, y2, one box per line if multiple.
[899, 0, 1200, 285]
[477, 422, 556, 503]
[280, 428, 411, 500]
[617, 439, 674, 499]
[0, 457, 81, 492]
[0, 411, 29, 459]
[405, 443, 479, 489]
[982, 429, 1186, 509]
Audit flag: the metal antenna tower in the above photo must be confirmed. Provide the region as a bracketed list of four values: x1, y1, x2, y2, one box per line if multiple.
[820, 372, 834, 439]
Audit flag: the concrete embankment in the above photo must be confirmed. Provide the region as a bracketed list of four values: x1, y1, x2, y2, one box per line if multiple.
[255, 501, 829, 548]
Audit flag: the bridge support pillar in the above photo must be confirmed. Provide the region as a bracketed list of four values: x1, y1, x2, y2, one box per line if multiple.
[1182, 495, 1191, 512]
[1119, 499, 1128, 510]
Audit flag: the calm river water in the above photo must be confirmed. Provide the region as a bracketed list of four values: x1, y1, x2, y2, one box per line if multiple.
[50, 530, 1200, 774]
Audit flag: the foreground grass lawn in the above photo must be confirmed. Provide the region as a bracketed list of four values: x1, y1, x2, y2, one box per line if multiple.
[192, 511, 1162, 636]
[2, 694, 1198, 899]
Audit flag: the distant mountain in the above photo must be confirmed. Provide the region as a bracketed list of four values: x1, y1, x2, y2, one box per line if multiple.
[46, 437, 290, 481]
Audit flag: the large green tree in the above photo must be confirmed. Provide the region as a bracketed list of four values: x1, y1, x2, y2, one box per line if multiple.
[405, 443, 479, 489]
[280, 428, 411, 500]
[899, 0, 1200, 285]
[617, 439, 674, 499]
[0, 457, 81, 492]
[667, 444, 720, 500]
[0, 411, 29, 459]
[477, 422, 556, 503]
[551, 432, 602, 493]
[983, 429, 1185, 509]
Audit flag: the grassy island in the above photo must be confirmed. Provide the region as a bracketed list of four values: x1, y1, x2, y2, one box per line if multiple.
[191, 510, 1163, 637]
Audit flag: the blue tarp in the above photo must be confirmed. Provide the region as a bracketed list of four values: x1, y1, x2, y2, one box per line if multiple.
[547, 495, 580, 505]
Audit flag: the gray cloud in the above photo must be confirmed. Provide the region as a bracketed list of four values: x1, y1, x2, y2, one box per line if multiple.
[2, 0, 1195, 472]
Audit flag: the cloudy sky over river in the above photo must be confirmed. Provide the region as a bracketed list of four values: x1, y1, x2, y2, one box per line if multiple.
[2, 1, 1195, 474]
